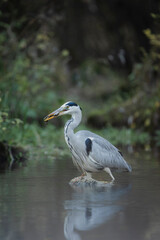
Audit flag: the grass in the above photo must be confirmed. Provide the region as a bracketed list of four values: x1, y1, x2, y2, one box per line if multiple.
[0, 117, 151, 160]
[100, 127, 150, 146]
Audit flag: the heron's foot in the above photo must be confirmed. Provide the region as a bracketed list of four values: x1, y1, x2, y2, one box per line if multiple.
[69, 172, 88, 183]
[81, 172, 86, 177]
[70, 175, 85, 184]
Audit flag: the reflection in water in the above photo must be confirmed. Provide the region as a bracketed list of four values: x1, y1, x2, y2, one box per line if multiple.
[1, 151, 160, 240]
[64, 183, 131, 240]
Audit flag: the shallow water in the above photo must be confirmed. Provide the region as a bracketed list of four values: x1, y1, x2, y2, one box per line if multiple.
[0, 150, 160, 240]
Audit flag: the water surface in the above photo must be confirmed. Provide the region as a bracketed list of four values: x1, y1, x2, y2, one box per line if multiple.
[0, 150, 160, 240]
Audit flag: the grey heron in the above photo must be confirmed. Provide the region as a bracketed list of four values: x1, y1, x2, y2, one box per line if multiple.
[44, 101, 132, 181]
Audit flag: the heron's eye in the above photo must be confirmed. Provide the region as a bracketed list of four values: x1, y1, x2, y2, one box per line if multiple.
[64, 106, 69, 111]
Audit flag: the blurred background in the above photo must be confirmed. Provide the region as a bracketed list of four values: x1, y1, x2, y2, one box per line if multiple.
[0, 0, 160, 168]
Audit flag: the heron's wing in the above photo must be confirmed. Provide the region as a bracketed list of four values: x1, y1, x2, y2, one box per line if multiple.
[75, 129, 131, 171]
[75, 130, 131, 171]
[88, 136, 131, 171]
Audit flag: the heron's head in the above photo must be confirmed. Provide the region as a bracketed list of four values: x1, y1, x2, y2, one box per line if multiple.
[44, 101, 82, 122]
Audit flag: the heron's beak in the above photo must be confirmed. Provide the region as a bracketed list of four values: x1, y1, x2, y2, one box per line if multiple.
[44, 107, 64, 122]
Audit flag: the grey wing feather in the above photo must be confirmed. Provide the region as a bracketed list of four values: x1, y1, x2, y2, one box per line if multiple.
[90, 138, 131, 171]
[76, 130, 132, 172]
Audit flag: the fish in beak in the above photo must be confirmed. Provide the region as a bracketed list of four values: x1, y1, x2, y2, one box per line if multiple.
[44, 107, 64, 122]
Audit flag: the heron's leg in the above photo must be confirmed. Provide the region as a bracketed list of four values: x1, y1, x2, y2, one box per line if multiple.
[81, 172, 86, 177]
[104, 167, 115, 181]
[70, 172, 87, 183]
[85, 172, 92, 180]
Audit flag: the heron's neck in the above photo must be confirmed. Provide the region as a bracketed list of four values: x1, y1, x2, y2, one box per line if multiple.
[64, 111, 82, 140]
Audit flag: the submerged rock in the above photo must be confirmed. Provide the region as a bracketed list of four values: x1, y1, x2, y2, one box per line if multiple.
[69, 175, 113, 187]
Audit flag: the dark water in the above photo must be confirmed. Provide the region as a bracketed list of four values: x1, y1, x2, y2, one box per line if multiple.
[0, 150, 160, 240]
